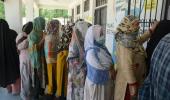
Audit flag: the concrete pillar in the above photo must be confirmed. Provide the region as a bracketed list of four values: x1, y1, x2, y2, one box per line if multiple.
[80, 0, 84, 18]
[168, 5, 170, 20]
[25, 0, 34, 22]
[90, 0, 95, 24]
[4, 0, 22, 33]
[34, 2, 39, 18]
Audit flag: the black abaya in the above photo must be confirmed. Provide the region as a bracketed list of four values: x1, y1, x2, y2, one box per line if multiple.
[0, 19, 20, 87]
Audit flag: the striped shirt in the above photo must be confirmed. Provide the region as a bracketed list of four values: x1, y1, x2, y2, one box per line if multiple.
[138, 33, 170, 100]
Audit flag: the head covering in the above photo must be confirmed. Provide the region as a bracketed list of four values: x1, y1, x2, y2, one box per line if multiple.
[44, 20, 61, 63]
[33, 17, 45, 33]
[29, 17, 45, 44]
[84, 25, 113, 84]
[68, 20, 89, 60]
[45, 19, 61, 43]
[115, 15, 141, 48]
[28, 17, 45, 69]
[0, 19, 20, 87]
[139, 33, 170, 100]
[117, 15, 140, 34]
[146, 20, 170, 70]
[84, 25, 106, 51]
[46, 20, 61, 35]
[22, 22, 33, 35]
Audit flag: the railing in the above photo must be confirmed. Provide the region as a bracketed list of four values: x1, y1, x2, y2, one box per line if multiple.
[127, 0, 170, 32]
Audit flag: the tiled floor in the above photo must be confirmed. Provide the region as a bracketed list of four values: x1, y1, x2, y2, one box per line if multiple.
[0, 88, 21, 100]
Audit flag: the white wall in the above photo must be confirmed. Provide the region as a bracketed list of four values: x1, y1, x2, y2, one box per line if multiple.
[4, 0, 23, 33]
[69, 0, 95, 23]
[69, 0, 115, 53]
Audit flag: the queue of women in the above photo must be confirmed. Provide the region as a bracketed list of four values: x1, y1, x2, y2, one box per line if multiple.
[1, 15, 170, 100]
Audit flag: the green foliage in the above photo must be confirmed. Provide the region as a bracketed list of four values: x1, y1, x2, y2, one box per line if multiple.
[39, 9, 68, 20]
[0, 1, 5, 19]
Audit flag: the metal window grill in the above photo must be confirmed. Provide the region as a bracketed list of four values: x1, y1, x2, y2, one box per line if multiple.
[127, 0, 170, 33]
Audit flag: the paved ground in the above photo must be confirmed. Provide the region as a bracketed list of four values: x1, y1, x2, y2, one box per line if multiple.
[0, 88, 21, 100]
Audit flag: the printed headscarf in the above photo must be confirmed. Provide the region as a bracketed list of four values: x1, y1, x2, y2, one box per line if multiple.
[44, 20, 61, 63]
[68, 21, 89, 60]
[46, 20, 61, 35]
[115, 15, 146, 56]
[117, 15, 140, 34]
[45, 20, 61, 43]
[115, 15, 140, 48]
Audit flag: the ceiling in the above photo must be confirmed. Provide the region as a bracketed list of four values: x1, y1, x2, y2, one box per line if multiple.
[36, 0, 73, 9]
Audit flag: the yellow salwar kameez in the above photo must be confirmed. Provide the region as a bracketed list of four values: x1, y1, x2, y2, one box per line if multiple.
[44, 20, 61, 95]
[56, 50, 68, 97]
[56, 25, 72, 98]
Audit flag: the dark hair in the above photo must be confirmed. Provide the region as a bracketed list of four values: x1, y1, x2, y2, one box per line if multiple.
[22, 22, 33, 34]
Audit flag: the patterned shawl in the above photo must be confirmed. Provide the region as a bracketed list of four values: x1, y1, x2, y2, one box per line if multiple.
[84, 25, 113, 84]
[44, 20, 61, 63]
[115, 15, 145, 56]
[28, 17, 45, 69]
[57, 24, 73, 53]
[68, 21, 89, 61]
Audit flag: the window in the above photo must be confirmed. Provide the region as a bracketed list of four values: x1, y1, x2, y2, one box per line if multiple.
[84, 0, 90, 12]
[71, 9, 74, 22]
[77, 5, 80, 14]
[72, 9, 74, 17]
[94, 7, 107, 29]
[96, 0, 107, 7]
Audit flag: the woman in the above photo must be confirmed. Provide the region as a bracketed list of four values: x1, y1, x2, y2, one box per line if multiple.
[67, 21, 89, 100]
[84, 25, 115, 100]
[28, 17, 46, 99]
[0, 19, 20, 94]
[146, 20, 170, 74]
[114, 15, 158, 100]
[56, 24, 73, 99]
[44, 20, 60, 97]
[16, 22, 33, 100]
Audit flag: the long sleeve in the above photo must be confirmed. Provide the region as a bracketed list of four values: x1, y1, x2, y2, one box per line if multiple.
[86, 50, 105, 70]
[17, 39, 29, 50]
[136, 31, 151, 44]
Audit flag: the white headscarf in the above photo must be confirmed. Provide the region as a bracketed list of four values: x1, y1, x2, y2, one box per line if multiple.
[84, 25, 113, 70]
